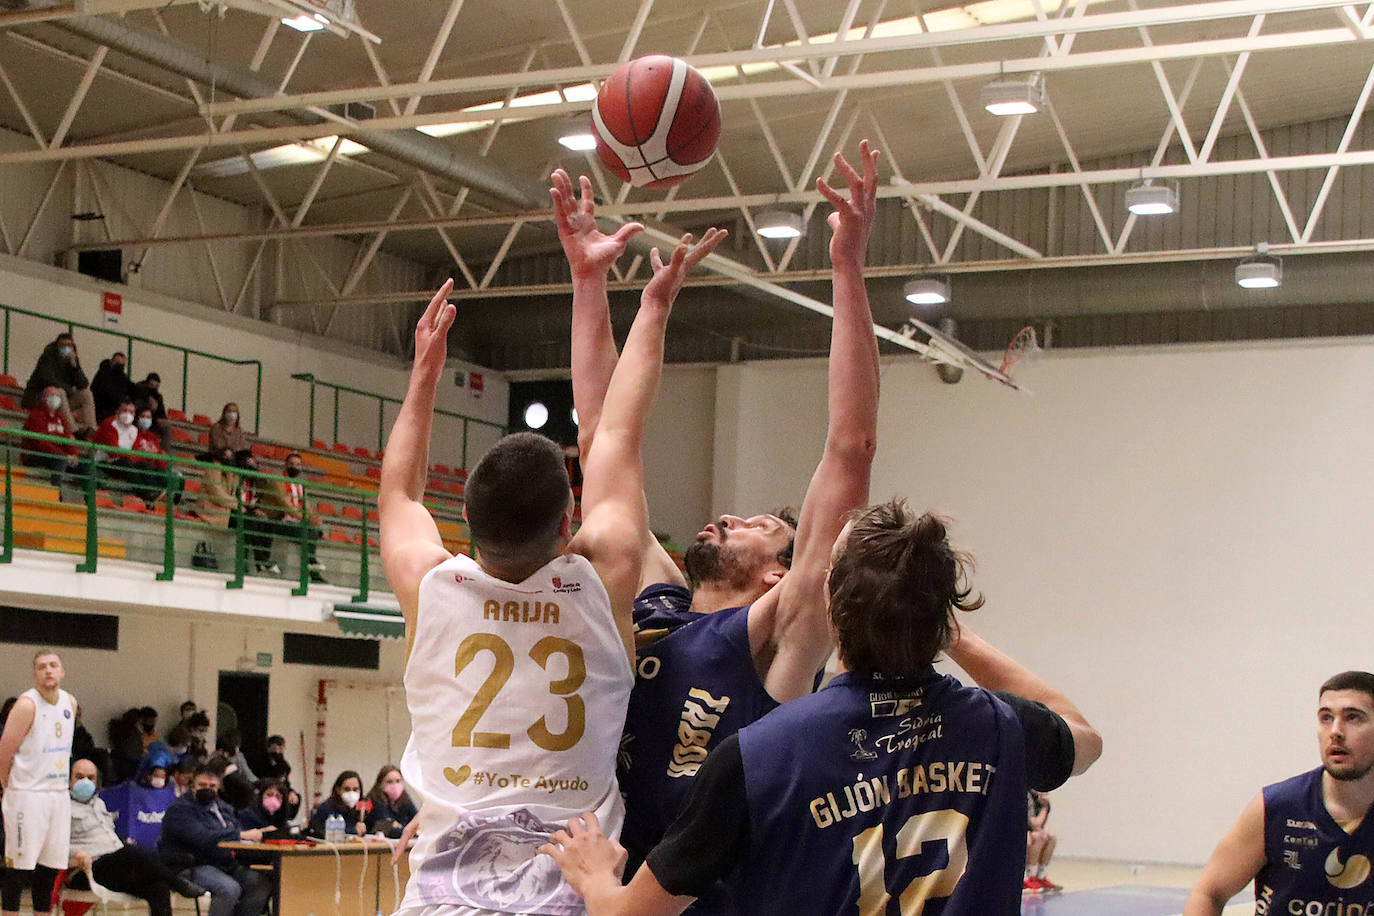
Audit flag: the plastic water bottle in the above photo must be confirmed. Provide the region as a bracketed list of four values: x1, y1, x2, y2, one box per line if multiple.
[325, 813, 344, 843]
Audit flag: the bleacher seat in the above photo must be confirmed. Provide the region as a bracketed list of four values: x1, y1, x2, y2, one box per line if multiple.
[326, 527, 350, 543]
[342, 506, 363, 521]
[366, 509, 379, 523]
[365, 467, 380, 481]
[96, 494, 117, 510]
[0, 374, 19, 388]
[120, 496, 148, 513]
[446, 482, 465, 495]
[171, 428, 192, 443]
[331, 443, 350, 455]
[168, 408, 187, 422]
[434, 464, 452, 475]
[197, 433, 208, 446]
[312, 439, 327, 450]
[183, 479, 202, 494]
[316, 502, 337, 516]
[192, 414, 211, 426]
[353, 446, 372, 458]
[0, 395, 16, 411]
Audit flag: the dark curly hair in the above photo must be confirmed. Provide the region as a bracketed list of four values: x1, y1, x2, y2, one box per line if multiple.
[828, 499, 983, 678]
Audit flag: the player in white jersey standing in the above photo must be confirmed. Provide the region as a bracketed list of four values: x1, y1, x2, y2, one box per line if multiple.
[380, 224, 725, 916]
[0, 651, 77, 916]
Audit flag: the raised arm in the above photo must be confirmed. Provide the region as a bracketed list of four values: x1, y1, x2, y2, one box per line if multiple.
[552, 169, 683, 592]
[380, 280, 457, 652]
[1183, 794, 1266, 916]
[571, 230, 727, 662]
[751, 141, 882, 703]
[944, 626, 1103, 776]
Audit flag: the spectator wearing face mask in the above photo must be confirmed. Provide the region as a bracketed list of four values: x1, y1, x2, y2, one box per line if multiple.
[131, 373, 172, 453]
[237, 779, 299, 836]
[170, 760, 195, 798]
[259, 452, 326, 583]
[363, 766, 417, 838]
[21, 386, 81, 486]
[97, 403, 181, 509]
[158, 766, 272, 916]
[234, 454, 279, 575]
[66, 759, 207, 916]
[22, 333, 95, 434]
[90, 353, 132, 423]
[182, 712, 211, 765]
[208, 404, 250, 457]
[307, 771, 367, 839]
[255, 736, 291, 783]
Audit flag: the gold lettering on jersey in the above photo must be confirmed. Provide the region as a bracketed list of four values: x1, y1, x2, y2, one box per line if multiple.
[666, 688, 731, 779]
[809, 763, 997, 829]
[481, 600, 561, 624]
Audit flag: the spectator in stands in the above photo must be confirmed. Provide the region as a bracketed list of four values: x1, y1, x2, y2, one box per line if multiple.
[177, 702, 198, 726]
[183, 712, 211, 764]
[162, 725, 192, 763]
[132, 373, 172, 453]
[218, 733, 256, 786]
[307, 771, 367, 839]
[108, 707, 145, 784]
[66, 759, 207, 916]
[255, 735, 291, 783]
[20, 386, 80, 486]
[209, 403, 250, 458]
[234, 454, 278, 575]
[364, 765, 416, 838]
[139, 706, 160, 751]
[237, 779, 298, 837]
[22, 332, 95, 434]
[261, 452, 326, 583]
[204, 743, 254, 813]
[1025, 790, 1060, 894]
[96, 402, 181, 509]
[170, 760, 194, 798]
[69, 707, 111, 786]
[90, 352, 132, 423]
[190, 449, 238, 569]
[158, 766, 272, 916]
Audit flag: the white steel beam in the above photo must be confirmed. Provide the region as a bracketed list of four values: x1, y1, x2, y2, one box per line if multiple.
[1197, 17, 1263, 163]
[0, 57, 46, 148]
[405, 0, 466, 117]
[17, 162, 68, 257]
[1300, 59, 1374, 241]
[49, 45, 108, 149]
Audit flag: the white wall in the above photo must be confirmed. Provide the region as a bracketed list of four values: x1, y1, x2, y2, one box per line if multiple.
[0, 611, 409, 810]
[710, 338, 1374, 864]
[0, 254, 506, 466]
[642, 365, 717, 547]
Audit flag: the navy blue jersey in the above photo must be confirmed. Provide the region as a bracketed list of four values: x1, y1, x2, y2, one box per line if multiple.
[733, 671, 1029, 916]
[619, 585, 778, 894]
[1256, 767, 1374, 915]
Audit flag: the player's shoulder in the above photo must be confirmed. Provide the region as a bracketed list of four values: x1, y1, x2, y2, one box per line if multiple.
[1262, 767, 1322, 803]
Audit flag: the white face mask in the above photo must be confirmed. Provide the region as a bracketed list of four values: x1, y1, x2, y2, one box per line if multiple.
[340, 790, 361, 807]
[224, 412, 238, 423]
[136, 417, 152, 430]
[149, 776, 166, 788]
[44, 395, 61, 410]
[118, 412, 134, 425]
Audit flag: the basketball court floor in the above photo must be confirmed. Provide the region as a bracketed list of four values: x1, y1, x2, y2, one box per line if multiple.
[1031, 859, 1252, 915]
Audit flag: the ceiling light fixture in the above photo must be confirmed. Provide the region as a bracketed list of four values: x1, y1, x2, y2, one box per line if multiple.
[523, 402, 549, 430]
[980, 77, 1044, 116]
[557, 116, 598, 151]
[1235, 245, 1282, 290]
[1125, 179, 1178, 216]
[755, 210, 805, 239]
[903, 276, 951, 306]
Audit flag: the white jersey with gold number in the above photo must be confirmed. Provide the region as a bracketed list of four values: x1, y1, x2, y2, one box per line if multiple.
[400, 552, 632, 916]
[8, 688, 75, 792]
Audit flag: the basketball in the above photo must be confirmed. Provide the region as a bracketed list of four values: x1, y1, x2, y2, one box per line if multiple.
[591, 55, 721, 189]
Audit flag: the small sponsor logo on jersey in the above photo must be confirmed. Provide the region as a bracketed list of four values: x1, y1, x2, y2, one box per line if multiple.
[136, 810, 165, 824]
[1284, 849, 1301, 870]
[666, 688, 730, 778]
[1326, 850, 1373, 890]
[551, 577, 582, 594]
[848, 728, 877, 761]
[63, 709, 71, 719]
[871, 696, 922, 718]
[1287, 818, 1317, 830]
[454, 574, 467, 583]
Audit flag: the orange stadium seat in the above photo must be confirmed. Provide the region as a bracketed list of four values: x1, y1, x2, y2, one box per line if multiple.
[192, 414, 211, 426]
[197, 433, 209, 446]
[364, 467, 381, 480]
[366, 509, 379, 523]
[331, 443, 350, 455]
[353, 446, 372, 458]
[0, 395, 16, 411]
[342, 506, 363, 521]
[316, 502, 337, 516]
[312, 439, 327, 450]
[0, 374, 19, 388]
[171, 428, 192, 443]
[326, 527, 350, 543]
[167, 408, 187, 422]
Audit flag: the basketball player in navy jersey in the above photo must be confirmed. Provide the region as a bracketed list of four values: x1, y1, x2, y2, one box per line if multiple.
[540, 500, 1102, 915]
[552, 142, 882, 900]
[1185, 671, 1374, 916]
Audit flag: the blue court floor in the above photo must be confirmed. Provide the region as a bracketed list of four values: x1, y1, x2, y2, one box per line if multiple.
[1022, 884, 1252, 916]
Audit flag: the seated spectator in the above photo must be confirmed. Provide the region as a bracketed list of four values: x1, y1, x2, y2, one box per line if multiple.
[90, 352, 132, 423]
[183, 711, 211, 764]
[96, 402, 182, 509]
[177, 701, 198, 726]
[1025, 790, 1060, 894]
[170, 759, 195, 798]
[307, 771, 367, 839]
[261, 452, 326, 583]
[235, 454, 278, 575]
[158, 766, 272, 916]
[204, 744, 254, 813]
[22, 332, 95, 433]
[255, 734, 291, 783]
[364, 765, 417, 838]
[218, 732, 257, 785]
[70, 705, 113, 785]
[238, 778, 299, 837]
[101, 752, 176, 849]
[161, 724, 193, 764]
[139, 706, 160, 750]
[20, 386, 80, 486]
[108, 706, 145, 784]
[132, 372, 172, 453]
[67, 759, 206, 916]
[209, 403, 250, 457]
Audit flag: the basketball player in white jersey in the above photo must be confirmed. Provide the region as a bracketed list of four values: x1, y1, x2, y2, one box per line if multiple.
[381, 225, 725, 916]
[0, 651, 77, 916]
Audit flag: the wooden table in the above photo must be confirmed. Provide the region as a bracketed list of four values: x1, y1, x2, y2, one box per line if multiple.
[220, 840, 411, 916]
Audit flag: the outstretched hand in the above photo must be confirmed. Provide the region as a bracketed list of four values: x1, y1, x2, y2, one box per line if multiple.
[414, 280, 456, 377]
[641, 228, 728, 309]
[538, 812, 627, 899]
[818, 139, 880, 268]
[550, 169, 645, 280]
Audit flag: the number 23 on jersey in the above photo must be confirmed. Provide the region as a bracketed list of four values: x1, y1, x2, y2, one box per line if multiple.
[450, 632, 587, 752]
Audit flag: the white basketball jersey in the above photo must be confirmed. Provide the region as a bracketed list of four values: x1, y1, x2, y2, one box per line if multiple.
[8, 688, 75, 792]
[401, 552, 632, 915]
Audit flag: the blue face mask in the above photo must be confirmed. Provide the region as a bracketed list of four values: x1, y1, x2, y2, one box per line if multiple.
[71, 778, 96, 802]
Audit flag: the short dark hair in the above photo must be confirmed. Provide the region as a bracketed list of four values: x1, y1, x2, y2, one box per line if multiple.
[828, 499, 984, 678]
[772, 506, 798, 569]
[330, 769, 362, 803]
[285, 453, 301, 463]
[119, 398, 135, 408]
[186, 711, 210, 730]
[144, 373, 160, 383]
[464, 432, 570, 562]
[1320, 671, 1374, 707]
[138, 706, 157, 718]
[193, 763, 222, 781]
[267, 734, 285, 747]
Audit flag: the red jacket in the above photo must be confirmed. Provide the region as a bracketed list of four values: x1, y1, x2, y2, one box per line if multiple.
[22, 408, 76, 457]
[95, 417, 166, 467]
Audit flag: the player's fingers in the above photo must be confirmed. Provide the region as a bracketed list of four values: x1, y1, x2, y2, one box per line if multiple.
[578, 176, 596, 212]
[816, 176, 850, 212]
[422, 279, 454, 325]
[833, 152, 862, 191]
[537, 843, 563, 863]
[436, 302, 457, 335]
[610, 221, 644, 246]
[583, 811, 602, 836]
[686, 228, 725, 265]
[649, 247, 663, 272]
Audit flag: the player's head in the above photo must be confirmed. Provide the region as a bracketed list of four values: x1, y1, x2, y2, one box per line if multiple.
[1318, 671, 1374, 782]
[684, 508, 796, 596]
[32, 650, 63, 689]
[826, 499, 983, 678]
[464, 432, 572, 568]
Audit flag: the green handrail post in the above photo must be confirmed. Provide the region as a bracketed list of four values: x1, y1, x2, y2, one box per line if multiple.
[292, 516, 309, 597]
[461, 417, 470, 470]
[227, 487, 246, 590]
[155, 464, 175, 581]
[376, 401, 385, 455]
[254, 363, 263, 434]
[3, 309, 9, 375]
[353, 508, 370, 603]
[2, 447, 13, 564]
[75, 455, 98, 573]
[180, 351, 189, 415]
[332, 388, 340, 446]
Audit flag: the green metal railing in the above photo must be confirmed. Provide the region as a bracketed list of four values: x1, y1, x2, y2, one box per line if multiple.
[0, 428, 467, 602]
[290, 372, 504, 469]
[2, 303, 264, 433]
